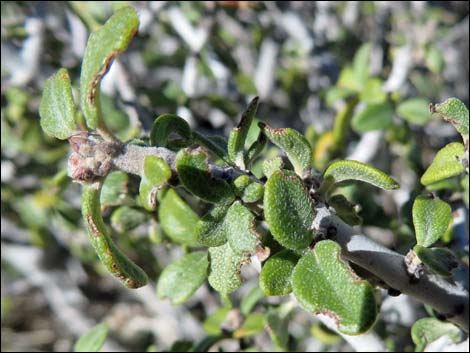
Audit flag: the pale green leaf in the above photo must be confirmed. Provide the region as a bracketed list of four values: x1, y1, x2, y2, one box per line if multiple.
[262, 157, 284, 179]
[292, 240, 378, 335]
[259, 250, 300, 296]
[139, 156, 172, 211]
[74, 323, 108, 352]
[413, 195, 452, 247]
[397, 98, 432, 125]
[359, 78, 386, 105]
[260, 124, 312, 178]
[39, 69, 77, 139]
[351, 102, 394, 133]
[208, 243, 249, 294]
[158, 188, 200, 246]
[233, 313, 266, 338]
[411, 318, 461, 352]
[421, 143, 465, 186]
[156, 251, 209, 305]
[432, 97, 469, 136]
[324, 160, 399, 190]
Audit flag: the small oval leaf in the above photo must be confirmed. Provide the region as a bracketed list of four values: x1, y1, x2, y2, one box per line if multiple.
[208, 243, 249, 294]
[80, 7, 139, 129]
[259, 250, 300, 296]
[323, 160, 399, 190]
[111, 206, 148, 232]
[74, 322, 109, 352]
[150, 114, 192, 148]
[421, 142, 465, 186]
[233, 313, 266, 338]
[413, 195, 452, 247]
[264, 170, 315, 250]
[158, 188, 200, 246]
[292, 240, 378, 335]
[431, 97, 469, 136]
[260, 124, 312, 178]
[351, 102, 394, 133]
[411, 318, 461, 352]
[157, 251, 209, 305]
[225, 201, 260, 255]
[414, 245, 458, 277]
[39, 68, 77, 140]
[397, 98, 431, 126]
[176, 148, 235, 203]
[139, 156, 172, 211]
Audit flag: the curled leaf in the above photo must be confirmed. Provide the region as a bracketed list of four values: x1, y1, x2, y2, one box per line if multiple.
[324, 160, 399, 190]
[82, 183, 148, 288]
[150, 114, 192, 148]
[80, 7, 139, 130]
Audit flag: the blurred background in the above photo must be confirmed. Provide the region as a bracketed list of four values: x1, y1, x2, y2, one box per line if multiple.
[1, 1, 469, 352]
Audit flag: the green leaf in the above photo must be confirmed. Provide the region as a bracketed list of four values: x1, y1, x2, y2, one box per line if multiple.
[266, 302, 294, 351]
[233, 313, 266, 338]
[227, 97, 259, 169]
[156, 251, 209, 305]
[82, 183, 148, 288]
[411, 318, 461, 352]
[74, 323, 109, 352]
[352, 43, 371, 90]
[233, 176, 264, 203]
[260, 124, 312, 178]
[39, 68, 77, 140]
[158, 188, 200, 246]
[351, 102, 394, 133]
[195, 204, 229, 247]
[421, 143, 465, 186]
[240, 286, 264, 316]
[259, 250, 300, 296]
[225, 201, 260, 255]
[203, 307, 231, 335]
[100, 171, 129, 208]
[246, 131, 267, 166]
[397, 98, 432, 125]
[150, 114, 192, 148]
[264, 170, 315, 250]
[425, 46, 445, 74]
[359, 78, 386, 105]
[412, 195, 452, 247]
[292, 241, 378, 335]
[80, 7, 139, 130]
[414, 245, 458, 277]
[111, 206, 148, 232]
[208, 243, 249, 294]
[324, 160, 399, 190]
[262, 157, 284, 179]
[327, 194, 362, 225]
[332, 99, 358, 148]
[176, 148, 235, 203]
[139, 156, 172, 211]
[431, 97, 469, 136]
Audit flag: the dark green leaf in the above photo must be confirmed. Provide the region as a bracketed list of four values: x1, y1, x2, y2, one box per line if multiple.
[111, 206, 148, 232]
[195, 204, 229, 247]
[414, 245, 458, 277]
[150, 114, 192, 148]
[264, 170, 315, 250]
[176, 148, 235, 203]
